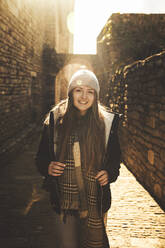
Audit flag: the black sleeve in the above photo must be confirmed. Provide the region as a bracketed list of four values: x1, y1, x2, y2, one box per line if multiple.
[35, 124, 51, 177]
[103, 115, 121, 183]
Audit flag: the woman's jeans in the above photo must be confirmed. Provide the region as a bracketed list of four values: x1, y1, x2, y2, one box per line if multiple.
[53, 212, 80, 248]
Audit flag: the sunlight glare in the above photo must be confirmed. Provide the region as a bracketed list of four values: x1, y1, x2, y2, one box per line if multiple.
[74, 0, 165, 54]
[67, 11, 75, 34]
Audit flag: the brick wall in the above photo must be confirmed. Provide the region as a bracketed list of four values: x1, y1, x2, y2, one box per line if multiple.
[97, 13, 165, 209]
[120, 52, 165, 209]
[0, 0, 58, 162]
[97, 13, 165, 76]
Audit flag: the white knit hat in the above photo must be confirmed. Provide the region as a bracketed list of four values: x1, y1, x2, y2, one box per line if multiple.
[68, 69, 100, 97]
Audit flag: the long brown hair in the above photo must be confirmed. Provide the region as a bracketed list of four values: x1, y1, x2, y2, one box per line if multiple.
[56, 91, 106, 172]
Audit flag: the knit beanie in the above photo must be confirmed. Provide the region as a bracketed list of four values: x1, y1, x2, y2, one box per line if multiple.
[68, 69, 100, 97]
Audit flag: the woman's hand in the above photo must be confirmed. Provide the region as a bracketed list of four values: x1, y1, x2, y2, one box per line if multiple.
[95, 170, 109, 186]
[48, 161, 66, 177]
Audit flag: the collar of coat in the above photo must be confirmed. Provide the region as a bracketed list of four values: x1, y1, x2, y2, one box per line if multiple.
[46, 100, 115, 148]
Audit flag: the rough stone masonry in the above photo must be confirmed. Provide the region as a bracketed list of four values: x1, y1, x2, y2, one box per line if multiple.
[0, 0, 59, 162]
[97, 14, 165, 210]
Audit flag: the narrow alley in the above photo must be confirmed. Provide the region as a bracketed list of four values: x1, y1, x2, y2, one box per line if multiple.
[0, 132, 164, 248]
[1, 2, 165, 248]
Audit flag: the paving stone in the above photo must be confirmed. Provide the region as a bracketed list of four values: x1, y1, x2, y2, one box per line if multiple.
[107, 164, 165, 248]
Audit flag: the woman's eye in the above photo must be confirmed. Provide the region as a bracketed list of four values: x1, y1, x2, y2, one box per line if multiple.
[88, 91, 94, 94]
[75, 89, 81, 92]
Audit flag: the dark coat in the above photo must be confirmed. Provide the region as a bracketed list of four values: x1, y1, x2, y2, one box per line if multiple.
[35, 112, 121, 214]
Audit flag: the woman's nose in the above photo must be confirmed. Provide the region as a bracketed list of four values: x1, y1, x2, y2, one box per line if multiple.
[81, 91, 87, 99]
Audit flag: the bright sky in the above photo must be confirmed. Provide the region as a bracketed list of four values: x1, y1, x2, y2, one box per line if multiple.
[72, 0, 165, 54]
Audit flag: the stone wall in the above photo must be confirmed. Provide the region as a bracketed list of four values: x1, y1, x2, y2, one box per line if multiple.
[97, 14, 165, 79]
[120, 51, 165, 209]
[97, 14, 165, 209]
[54, 0, 74, 53]
[0, 0, 68, 163]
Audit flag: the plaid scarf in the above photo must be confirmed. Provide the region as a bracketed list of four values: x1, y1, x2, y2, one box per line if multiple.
[57, 132, 109, 248]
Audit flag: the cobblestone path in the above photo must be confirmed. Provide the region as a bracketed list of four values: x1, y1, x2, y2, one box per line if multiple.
[0, 135, 164, 248]
[108, 165, 165, 248]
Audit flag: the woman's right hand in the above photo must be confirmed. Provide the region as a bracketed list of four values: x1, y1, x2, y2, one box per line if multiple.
[48, 161, 66, 177]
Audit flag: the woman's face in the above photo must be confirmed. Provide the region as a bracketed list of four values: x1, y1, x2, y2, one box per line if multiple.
[72, 85, 95, 115]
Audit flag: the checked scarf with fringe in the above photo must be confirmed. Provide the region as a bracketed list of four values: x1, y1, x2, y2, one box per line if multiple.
[57, 132, 109, 248]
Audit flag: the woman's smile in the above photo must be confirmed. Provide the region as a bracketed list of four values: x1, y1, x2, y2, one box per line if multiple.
[79, 101, 88, 104]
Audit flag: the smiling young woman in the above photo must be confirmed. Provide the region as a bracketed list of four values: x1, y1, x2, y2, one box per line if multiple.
[35, 69, 121, 248]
